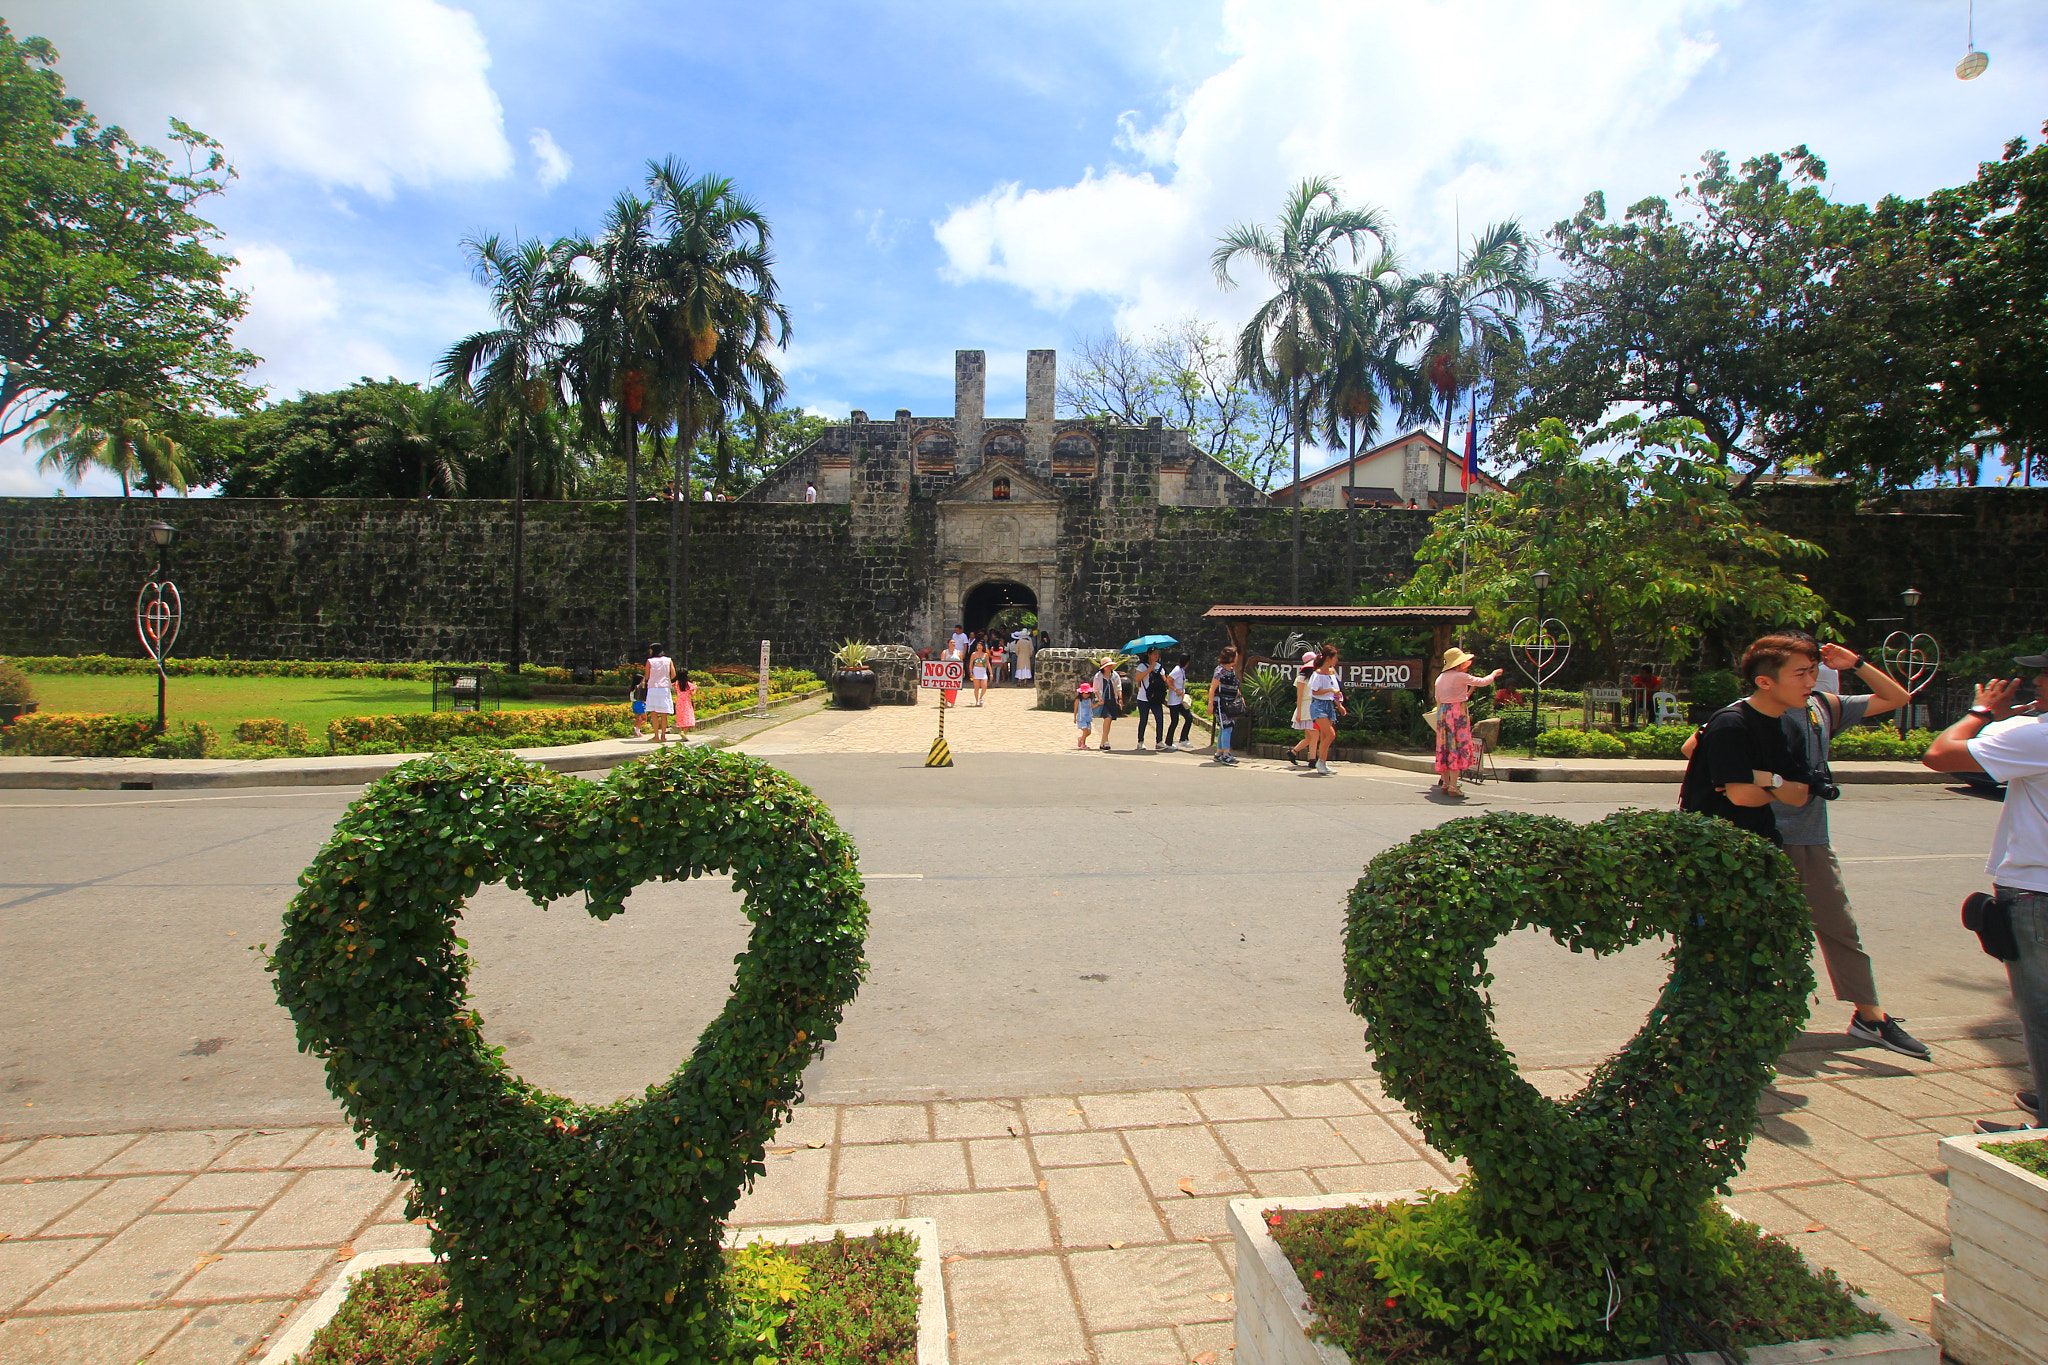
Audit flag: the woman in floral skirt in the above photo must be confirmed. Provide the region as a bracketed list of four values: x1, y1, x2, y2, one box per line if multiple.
[1433, 647, 1503, 799]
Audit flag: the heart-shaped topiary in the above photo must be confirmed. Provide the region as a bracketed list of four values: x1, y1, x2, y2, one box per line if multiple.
[1343, 809, 1814, 1290]
[269, 746, 869, 1361]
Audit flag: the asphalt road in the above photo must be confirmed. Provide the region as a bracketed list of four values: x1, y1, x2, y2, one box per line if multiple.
[0, 754, 2015, 1139]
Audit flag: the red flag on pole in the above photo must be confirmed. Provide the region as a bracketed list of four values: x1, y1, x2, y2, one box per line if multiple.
[1461, 400, 1478, 491]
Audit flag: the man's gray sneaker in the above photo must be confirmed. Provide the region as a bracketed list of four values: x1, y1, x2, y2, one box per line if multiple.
[1974, 1117, 2043, 1135]
[2020, 1090, 2039, 1117]
[1846, 1013, 1931, 1060]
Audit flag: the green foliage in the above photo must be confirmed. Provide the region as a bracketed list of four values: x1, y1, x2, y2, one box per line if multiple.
[1237, 668, 1296, 726]
[724, 1240, 810, 1362]
[267, 748, 870, 1360]
[1532, 727, 1626, 758]
[1829, 727, 1934, 761]
[831, 641, 871, 669]
[148, 719, 217, 758]
[235, 717, 310, 748]
[1949, 635, 2048, 684]
[1690, 670, 1742, 708]
[4, 711, 161, 756]
[1621, 725, 1695, 760]
[10, 655, 728, 688]
[300, 1263, 456, 1365]
[1396, 417, 1835, 679]
[0, 657, 34, 704]
[1343, 810, 1815, 1304]
[1274, 1193, 1884, 1364]
[1983, 1138, 2048, 1179]
[0, 21, 257, 446]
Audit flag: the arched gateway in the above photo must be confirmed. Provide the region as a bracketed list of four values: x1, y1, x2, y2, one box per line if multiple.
[963, 580, 1037, 633]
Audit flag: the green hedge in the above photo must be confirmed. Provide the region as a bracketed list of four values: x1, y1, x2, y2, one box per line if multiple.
[11, 655, 824, 691]
[1, 712, 220, 758]
[1343, 811, 1814, 1353]
[1832, 726, 1935, 761]
[268, 748, 870, 1360]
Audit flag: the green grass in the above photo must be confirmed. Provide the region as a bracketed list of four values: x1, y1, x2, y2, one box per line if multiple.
[20, 673, 591, 733]
[1984, 1138, 2048, 1179]
[299, 1230, 920, 1365]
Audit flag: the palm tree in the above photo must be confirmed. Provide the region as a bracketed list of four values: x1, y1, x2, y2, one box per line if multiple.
[441, 235, 576, 673]
[1213, 178, 1392, 604]
[562, 195, 663, 661]
[1414, 221, 1552, 495]
[29, 395, 196, 496]
[643, 158, 790, 665]
[1309, 268, 1428, 591]
[351, 385, 475, 500]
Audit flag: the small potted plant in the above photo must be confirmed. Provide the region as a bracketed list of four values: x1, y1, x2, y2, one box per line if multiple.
[0, 657, 38, 723]
[830, 640, 878, 709]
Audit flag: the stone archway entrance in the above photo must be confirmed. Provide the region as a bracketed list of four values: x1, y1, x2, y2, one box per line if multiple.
[963, 579, 1037, 633]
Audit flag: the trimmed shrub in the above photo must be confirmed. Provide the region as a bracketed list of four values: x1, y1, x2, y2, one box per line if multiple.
[326, 704, 633, 753]
[11, 655, 820, 691]
[1344, 810, 1813, 1332]
[1691, 669, 1743, 708]
[1831, 726, 1935, 761]
[1531, 726, 1630, 758]
[4, 712, 161, 756]
[236, 718, 311, 748]
[1622, 724, 1695, 760]
[0, 658, 34, 705]
[268, 747, 870, 1360]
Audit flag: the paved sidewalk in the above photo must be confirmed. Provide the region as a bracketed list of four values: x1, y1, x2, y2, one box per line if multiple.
[0, 1029, 2031, 1364]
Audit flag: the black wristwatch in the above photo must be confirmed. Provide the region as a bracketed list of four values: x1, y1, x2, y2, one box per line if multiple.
[1968, 705, 1998, 721]
[1844, 653, 1867, 671]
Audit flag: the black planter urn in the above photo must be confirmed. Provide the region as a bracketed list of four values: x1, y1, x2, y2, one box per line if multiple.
[0, 701, 38, 723]
[831, 669, 878, 709]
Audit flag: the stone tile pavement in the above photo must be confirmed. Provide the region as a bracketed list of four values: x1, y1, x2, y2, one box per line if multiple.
[0, 1031, 2032, 1364]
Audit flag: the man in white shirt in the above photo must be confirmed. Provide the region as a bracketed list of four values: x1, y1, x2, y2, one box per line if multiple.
[1924, 653, 2048, 1132]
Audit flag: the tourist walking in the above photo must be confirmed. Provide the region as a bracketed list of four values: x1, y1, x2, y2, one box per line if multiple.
[1165, 653, 1194, 749]
[643, 642, 678, 744]
[1287, 650, 1318, 767]
[969, 639, 992, 705]
[1682, 636, 1926, 1058]
[1013, 628, 1035, 683]
[1210, 646, 1243, 765]
[1433, 647, 1503, 798]
[1134, 647, 1169, 751]
[1923, 651, 2048, 1132]
[1305, 647, 1347, 775]
[1074, 681, 1096, 748]
[1093, 656, 1126, 750]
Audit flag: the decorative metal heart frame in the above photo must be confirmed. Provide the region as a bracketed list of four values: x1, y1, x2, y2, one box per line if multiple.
[1509, 616, 1572, 688]
[135, 579, 182, 664]
[1878, 631, 1940, 696]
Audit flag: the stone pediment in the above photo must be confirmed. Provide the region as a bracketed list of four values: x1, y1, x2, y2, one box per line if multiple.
[939, 458, 1057, 504]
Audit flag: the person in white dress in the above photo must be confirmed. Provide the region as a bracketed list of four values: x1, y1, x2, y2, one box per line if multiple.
[642, 643, 677, 744]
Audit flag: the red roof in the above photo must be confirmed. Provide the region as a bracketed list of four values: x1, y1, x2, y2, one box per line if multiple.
[1264, 428, 1508, 500]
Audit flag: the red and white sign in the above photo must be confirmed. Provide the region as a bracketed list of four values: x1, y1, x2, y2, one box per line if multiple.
[920, 659, 965, 689]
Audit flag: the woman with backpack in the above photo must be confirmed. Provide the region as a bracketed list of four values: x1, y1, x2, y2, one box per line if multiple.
[1133, 647, 1169, 751]
[1210, 646, 1243, 766]
[1164, 653, 1194, 750]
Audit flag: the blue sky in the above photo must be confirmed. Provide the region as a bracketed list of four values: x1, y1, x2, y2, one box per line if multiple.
[5, 0, 2044, 495]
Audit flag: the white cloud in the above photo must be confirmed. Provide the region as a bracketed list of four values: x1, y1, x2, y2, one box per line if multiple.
[226, 243, 495, 399]
[7, 0, 511, 197]
[933, 0, 2046, 339]
[530, 128, 573, 191]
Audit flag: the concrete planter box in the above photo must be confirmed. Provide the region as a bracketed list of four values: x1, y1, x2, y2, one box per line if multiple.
[259, 1218, 946, 1365]
[1227, 1192, 1936, 1365]
[1933, 1132, 2048, 1365]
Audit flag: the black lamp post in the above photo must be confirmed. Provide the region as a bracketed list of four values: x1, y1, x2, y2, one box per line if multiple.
[1899, 586, 1922, 739]
[1531, 568, 1551, 747]
[143, 521, 178, 734]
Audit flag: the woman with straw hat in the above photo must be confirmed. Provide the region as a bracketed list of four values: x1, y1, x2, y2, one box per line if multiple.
[1434, 646, 1503, 798]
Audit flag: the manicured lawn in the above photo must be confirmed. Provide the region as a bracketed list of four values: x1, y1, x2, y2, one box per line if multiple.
[20, 674, 592, 733]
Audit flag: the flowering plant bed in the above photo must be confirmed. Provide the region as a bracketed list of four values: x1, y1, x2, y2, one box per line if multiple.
[1230, 1189, 1935, 1365]
[267, 1220, 941, 1365]
[1933, 1133, 2048, 1365]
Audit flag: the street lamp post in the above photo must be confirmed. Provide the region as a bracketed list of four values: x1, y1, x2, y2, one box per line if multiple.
[1531, 569, 1551, 744]
[138, 521, 181, 734]
[1900, 586, 1922, 740]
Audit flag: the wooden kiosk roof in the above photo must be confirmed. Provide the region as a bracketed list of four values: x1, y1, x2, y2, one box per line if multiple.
[1204, 604, 1477, 691]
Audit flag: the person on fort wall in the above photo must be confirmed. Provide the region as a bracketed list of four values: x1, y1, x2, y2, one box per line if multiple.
[642, 641, 677, 744]
[1433, 647, 1502, 799]
[1681, 633, 1929, 1061]
[1923, 649, 2048, 1133]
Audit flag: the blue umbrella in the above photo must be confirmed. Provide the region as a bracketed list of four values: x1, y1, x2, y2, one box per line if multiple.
[1121, 633, 1179, 654]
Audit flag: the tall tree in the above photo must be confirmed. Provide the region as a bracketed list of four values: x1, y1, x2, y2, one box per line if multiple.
[350, 384, 477, 500]
[1413, 220, 1549, 489]
[28, 393, 196, 496]
[1308, 267, 1427, 589]
[1214, 178, 1392, 603]
[0, 22, 256, 442]
[1394, 415, 1834, 678]
[440, 235, 576, 672]
[643, 158, 789, 664]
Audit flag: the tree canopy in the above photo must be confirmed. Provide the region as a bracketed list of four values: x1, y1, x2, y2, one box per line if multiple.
[1393, 416, 1834, 677]
[0, 21, 255, 443]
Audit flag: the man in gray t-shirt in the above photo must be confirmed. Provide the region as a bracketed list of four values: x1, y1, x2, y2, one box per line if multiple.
[1773, 640, 1923, 1057]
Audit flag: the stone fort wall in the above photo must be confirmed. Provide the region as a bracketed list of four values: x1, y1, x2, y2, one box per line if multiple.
[2, 487, 2039, 671]
[0, 497, 1433, 670]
